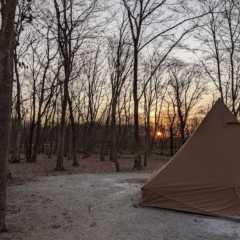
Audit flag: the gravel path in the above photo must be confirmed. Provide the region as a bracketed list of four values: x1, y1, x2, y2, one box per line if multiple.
[2, 173, 240, 240]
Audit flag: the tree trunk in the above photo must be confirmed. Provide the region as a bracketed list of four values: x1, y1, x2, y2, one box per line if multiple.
[144, 137, 151, 167]
[0, 49, 12, 232]
[31, 120, 41, 162]
[11, 50, 22, 163]
[180, 122, 186, 145]
[0, 0, 17, 231]
[26, 121, 35, 162]
[132, 48, 142, 170]
[67, 94, 79, 167]
[11, 121, 22, 163]
[144, 112, 151, 167]
[55, 80, 68, 171]
[110, 99, 120, 172]
[169, 126, 174, 156]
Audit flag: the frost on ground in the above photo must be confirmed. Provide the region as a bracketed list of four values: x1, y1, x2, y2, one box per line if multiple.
[2, 173, 240, 240]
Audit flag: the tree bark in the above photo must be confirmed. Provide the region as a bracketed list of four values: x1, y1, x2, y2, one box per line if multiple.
[67, 93, 79, 167]
[0, 0, 17, 231]
[55, 82, 68, 171]
[132, 47, 142, 170]
[11, 50, 22, 163]
[169, 126, 174, 156]
[110, 99, 120, 172]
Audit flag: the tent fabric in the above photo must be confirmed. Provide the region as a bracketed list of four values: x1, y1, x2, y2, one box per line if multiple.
[142, 99, 240, 219]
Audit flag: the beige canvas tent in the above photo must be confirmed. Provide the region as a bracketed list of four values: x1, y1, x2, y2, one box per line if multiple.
[142, 99, 240, 219]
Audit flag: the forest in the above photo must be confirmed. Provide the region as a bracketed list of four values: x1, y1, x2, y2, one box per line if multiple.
[0, 0, 240, 239]
[7, 0, 240, 170]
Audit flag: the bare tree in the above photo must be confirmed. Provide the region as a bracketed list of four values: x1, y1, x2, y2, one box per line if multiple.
[11, 0, 32, 163]
[53, 0, 98, 170]
[121, 0, 167, 165]
[141, 52, 167, 166]
[166, 97, 177, 156]
[121, 0, 205, 168]
[24, 28, 57, 163]
[107, 14, 131, 171]
[30, 35, 58, 162]
[195, 0, 240, 116]
[168, 60, 206, 144]
[0, 0, 18, 232]
[81, 46, 106, 154]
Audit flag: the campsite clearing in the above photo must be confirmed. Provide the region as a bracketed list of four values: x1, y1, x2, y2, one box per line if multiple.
[2, 173, 240, 240]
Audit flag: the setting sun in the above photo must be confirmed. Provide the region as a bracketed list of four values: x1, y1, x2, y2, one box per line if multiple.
[156, 131, 163, 138]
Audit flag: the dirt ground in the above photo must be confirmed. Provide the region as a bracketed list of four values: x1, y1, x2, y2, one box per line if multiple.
[2, 173, 240, 240]
[8, 153, 169, 182]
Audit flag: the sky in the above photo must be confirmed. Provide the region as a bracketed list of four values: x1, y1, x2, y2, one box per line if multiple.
[16, 0, 227, 124]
